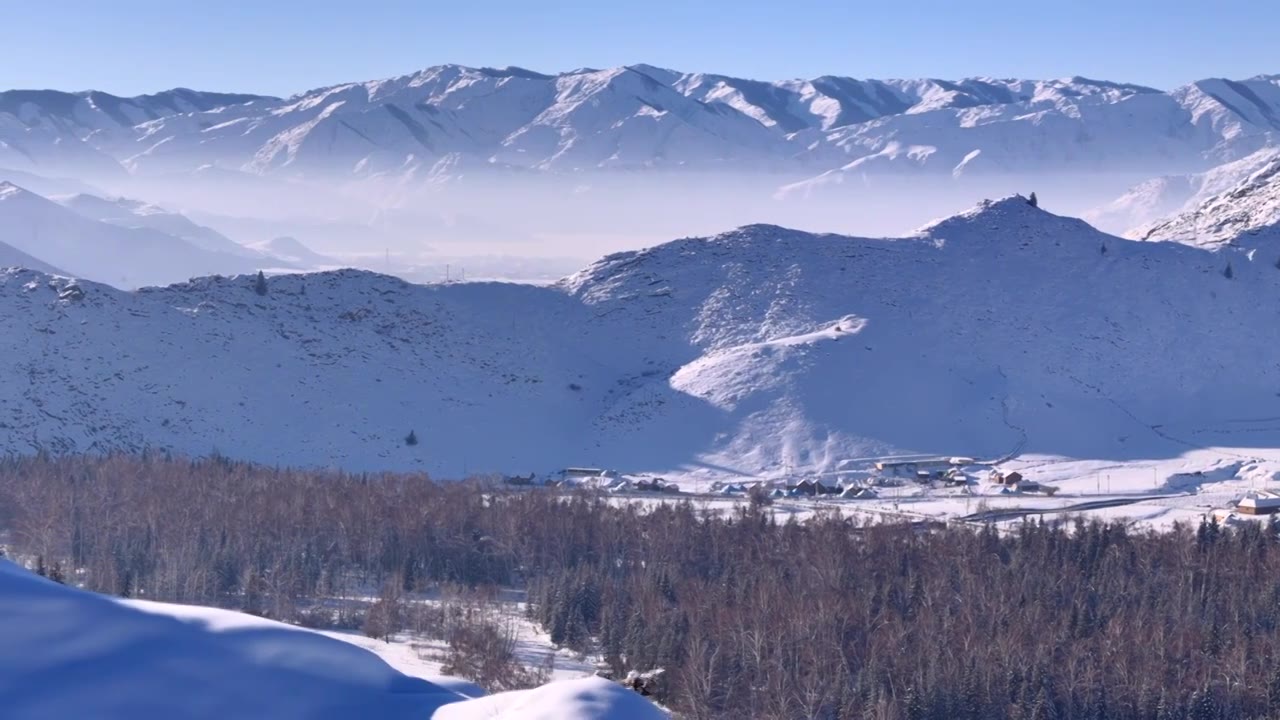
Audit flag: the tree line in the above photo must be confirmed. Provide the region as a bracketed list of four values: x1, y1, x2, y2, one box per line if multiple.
[2, 453, 1280, 719]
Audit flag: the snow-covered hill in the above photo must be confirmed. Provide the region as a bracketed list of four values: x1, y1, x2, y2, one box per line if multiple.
[57, 192, 270, 258]
[249, 236, 339, 268]
[1134, 157, 1280, 246]
[0, 559, 665, 720]
[2, 197, 1277, 479]
[4, 67, 1279, 181]
[0, 182, 282, 287]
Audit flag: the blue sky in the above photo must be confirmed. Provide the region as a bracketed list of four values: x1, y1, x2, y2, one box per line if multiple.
[2, 0, 1276, 96]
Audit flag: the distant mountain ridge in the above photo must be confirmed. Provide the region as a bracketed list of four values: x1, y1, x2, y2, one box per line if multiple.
[0, 181, 293, 287]
[2, 66, 1278, 182]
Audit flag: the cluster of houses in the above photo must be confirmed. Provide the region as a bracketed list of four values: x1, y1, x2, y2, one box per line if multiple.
[874, 458, 975, 487]
[503, 467, 681, 494]
[698, 457, 989, 501]
[711, 478, 878, 499]
[986, 469, 1057, 495]
[506, 458, 1062, 501]
[706, 461, 1058, 502]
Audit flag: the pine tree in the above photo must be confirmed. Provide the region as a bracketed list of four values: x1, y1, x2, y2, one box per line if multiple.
[1191, 687, 1216, 720]
[961, 662, 983, 720]
[903, 685, 925, 720]
[1224, 263, 1234, 280]
[1027, 192, 1039, 208]
[1266, 664, 1280, 710]
[404, 430, 418, 446]
[254, 270, 268, 296]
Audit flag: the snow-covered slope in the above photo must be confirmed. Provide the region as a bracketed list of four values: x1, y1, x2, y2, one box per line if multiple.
[2, 197, 1277, 478]
[0, 238, 66, 275]
[0, 559, 665, 719]
[1086, 146, 1280, 234]
[1136, 157, 1280, 245]
[0, 182, 276, 288]
[4, 67, 1279, 181]
[250, 236, 340, 268]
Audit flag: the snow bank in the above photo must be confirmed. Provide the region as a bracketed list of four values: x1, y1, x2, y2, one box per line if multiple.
[0, 560, 665, 719]
[434, 676, 668, 720]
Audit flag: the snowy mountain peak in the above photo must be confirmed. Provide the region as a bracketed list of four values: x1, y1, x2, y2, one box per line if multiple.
[916, 194, 1075, 237]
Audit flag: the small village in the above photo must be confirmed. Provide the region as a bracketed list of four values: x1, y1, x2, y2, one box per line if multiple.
[504, 456, 1280, 533]
[505, 457, 1065, 500]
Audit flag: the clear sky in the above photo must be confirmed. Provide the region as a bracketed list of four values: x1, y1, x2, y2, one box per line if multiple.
[2, 0, 1276, 97]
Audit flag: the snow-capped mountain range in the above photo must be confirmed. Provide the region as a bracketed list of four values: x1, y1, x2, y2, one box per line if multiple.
[3, 197, 1277, 479]
[3, 66, 1279, 182]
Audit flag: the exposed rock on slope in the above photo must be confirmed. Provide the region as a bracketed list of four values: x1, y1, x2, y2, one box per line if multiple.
[1136, 159, 1280, 246]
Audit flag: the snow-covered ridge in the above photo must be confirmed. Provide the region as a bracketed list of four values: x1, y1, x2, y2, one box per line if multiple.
[2, 65, 1278, 180]
[1136, 158, 1280, 246]
[1085, 147, 1280, 234]
[3, 197, 1279, 481]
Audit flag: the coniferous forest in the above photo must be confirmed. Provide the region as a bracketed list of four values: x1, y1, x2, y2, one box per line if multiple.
[3, 454, 1280, 719]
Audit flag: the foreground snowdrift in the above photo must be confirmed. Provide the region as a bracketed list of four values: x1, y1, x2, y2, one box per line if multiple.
[434, 677, 668, 720]
[0, 561, 664, 719]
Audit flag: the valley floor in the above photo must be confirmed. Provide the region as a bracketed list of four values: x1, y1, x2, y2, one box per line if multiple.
[319, 594, 598, 683]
